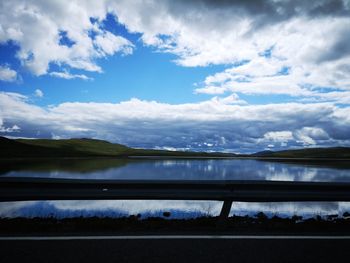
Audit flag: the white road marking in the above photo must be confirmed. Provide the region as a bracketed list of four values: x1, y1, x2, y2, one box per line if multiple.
[1, 235, 350, 241]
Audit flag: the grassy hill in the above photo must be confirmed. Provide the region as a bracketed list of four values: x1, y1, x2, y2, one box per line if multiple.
[0, 137, 235, 158]
[1, 136, 349, 159]
[0, 137, 131, 158]
[17, 138, 131, 157]
[252, 147, 350, 159]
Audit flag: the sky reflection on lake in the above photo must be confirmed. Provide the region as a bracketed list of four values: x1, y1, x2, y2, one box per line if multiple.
[1, 158, 350, 182]
[1, 200, 350, 220]
[1, 159, 350, 220]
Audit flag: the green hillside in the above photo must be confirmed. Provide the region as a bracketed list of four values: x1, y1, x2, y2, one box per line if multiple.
[1, 136, 349, 159]
[0, 137, 235, 158]
[0, 137, 130, 158]
[17, 138, 131, 157]
[253, 147, 350, 159]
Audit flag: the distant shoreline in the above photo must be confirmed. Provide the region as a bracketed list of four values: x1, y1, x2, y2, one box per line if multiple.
[1, 157, 350, 163]
[1, 156, 349, 161]
[128, 156, 350, 161]
[1, 136, 350, 159]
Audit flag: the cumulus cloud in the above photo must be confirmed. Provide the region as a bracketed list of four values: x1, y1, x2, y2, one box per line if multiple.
[1, 91, 350, 153]
[0, 0, 134, 77]
[0, 124, 20, 133]
[34, 89, 43, 98]
[1, 0, 350, 102]
[0, 65, 17, 82]
[195, 55, 350, 103]
[108, 0, 350, 103]
[94, 31, 134, 56]
[263, 131, 294, 143]
[260, 128, 331, 147]
[0, 116, 20, 133]
[109, 1, 350, 66]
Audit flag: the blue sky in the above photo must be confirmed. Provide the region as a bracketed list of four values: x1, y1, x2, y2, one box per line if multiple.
[0, 40, 224, 105]
[0, 19, 224, 105]
[0, 1, 350, 153]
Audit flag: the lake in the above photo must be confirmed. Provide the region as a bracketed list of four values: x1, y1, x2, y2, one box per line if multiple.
[1, 158, 350, 219]
[1, 158, 350, 182]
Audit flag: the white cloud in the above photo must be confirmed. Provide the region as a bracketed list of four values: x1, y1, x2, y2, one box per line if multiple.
[49, 71, 91, 80]
[1, 91, 350, 153]
[0, 65, 17, 82]
[209, 94, 247, 105]
[0, 0, 134, 77]
[108, 1, 350, 102]
[196, 56, 350, 102]
[34, 89, 43, 98]
[260, 128, 331, 147]
[109, 1, 350, 67]
[94, 31, 134, 56]
[294, 127, 330, 146]
[194, 86, 227, 95]
[0, 125, 20, 133]
[1, 0, 350, 100]
[0, 119, 20, 133]
[263, 131, 294, 143]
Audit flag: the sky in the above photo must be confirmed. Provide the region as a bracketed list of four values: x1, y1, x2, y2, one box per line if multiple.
[0, 0, 350, 153]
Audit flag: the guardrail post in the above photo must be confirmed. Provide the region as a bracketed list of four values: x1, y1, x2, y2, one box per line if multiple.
[217, 200, 233, 227]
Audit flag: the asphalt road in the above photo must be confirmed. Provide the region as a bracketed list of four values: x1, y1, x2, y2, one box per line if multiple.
[1, 236, 350, 263]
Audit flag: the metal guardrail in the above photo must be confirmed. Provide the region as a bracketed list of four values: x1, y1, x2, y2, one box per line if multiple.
[1, 177, 350, 202]
[2, 177, 350, 223]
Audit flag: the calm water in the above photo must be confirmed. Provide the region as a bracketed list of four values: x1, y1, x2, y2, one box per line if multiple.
[1, 158, 350, 219]
[1, 158, 350, 182]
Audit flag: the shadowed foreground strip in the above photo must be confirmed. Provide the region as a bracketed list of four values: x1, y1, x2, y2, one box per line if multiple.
[1, 238, 350, 263]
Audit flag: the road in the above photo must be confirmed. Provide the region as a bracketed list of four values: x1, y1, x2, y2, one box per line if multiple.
[1, 235, 350, 263]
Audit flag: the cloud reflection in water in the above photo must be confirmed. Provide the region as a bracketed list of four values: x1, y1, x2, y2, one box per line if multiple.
[1, 200, 350, 220]
[2, 159, 350, 182]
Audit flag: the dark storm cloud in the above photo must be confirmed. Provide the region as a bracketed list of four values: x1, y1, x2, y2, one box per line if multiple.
[308, 0, 350, 16]
[166, 0, 350, 33]
[173, 0, 350, 18]
[317, 27, 350, 62]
